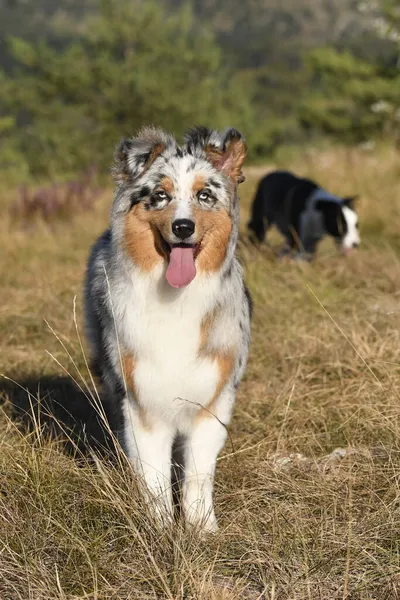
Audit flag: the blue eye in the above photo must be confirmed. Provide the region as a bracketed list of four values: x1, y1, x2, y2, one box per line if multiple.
[156, 190, 167, 200]
[198, 189, 213, 204]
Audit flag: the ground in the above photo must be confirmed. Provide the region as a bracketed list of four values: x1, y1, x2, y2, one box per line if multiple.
[1, 144, 399, 599]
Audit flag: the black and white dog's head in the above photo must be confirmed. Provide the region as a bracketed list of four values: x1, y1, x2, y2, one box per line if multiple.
[315, 195, 360, 254]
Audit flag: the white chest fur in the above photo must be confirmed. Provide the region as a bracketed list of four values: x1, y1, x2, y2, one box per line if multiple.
[111, 264, 221, 429]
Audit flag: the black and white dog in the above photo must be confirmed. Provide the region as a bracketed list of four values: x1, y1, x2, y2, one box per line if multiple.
[248, 170, 360, 259]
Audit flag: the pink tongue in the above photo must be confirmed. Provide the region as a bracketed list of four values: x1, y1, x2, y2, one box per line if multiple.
[166, 246, 196, 288]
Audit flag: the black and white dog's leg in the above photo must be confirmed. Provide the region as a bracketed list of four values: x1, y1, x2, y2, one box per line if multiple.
[293, 210, 322, 261]
[278, 229, 298, 258]
[293, 236, 317, 261]
[278, 238, 294, 257]
[248, 216, 270, 246]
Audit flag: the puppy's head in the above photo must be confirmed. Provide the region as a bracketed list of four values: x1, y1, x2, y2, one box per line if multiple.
[316, 196, 360, 254]
[113, 126, 247, 288]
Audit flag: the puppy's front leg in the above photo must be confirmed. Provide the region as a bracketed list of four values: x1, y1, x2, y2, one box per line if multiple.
[183, 415, 228, 532]
[123, 398, 174, 522]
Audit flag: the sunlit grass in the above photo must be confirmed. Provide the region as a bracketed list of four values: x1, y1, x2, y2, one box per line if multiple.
[1, 144, 400, 599]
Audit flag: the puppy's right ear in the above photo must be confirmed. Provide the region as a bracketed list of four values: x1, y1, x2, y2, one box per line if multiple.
[113, 127, 175, 184]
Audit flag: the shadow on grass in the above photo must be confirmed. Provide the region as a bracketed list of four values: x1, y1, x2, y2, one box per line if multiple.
[0, 374, 186, 514]
[0, 375, 121, 457]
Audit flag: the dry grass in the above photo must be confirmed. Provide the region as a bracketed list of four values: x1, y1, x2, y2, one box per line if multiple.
[1, 144, 400, 599]
[10, 165, 103, 226]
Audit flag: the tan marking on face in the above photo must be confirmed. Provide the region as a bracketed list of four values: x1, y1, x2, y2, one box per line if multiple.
[193, 205, 232, 273]
[192, 174, 206, 196]
[122, 354, 151, 430]
[159, 176, 175, 196]
[124, 202, 174, 271]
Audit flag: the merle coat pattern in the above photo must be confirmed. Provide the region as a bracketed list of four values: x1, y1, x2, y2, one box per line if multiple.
[84, 126, 251, 532]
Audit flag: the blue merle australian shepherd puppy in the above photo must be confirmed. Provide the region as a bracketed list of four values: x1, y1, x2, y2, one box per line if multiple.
[248, 170, 360, 259]
[84, 126, 251, 532]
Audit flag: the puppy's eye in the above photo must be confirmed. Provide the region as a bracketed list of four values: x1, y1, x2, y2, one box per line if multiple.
[198, 189, 213, 204]
[155, 190, 167, 200]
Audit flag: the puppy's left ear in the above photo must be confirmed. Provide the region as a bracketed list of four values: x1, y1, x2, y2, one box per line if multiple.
[343, 195, 359, 208]
[185, 126, 247, 184]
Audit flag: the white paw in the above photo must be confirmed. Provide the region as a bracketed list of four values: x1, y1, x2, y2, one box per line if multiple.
[184, 502, 219, 533]
[200, 516, 219, 534]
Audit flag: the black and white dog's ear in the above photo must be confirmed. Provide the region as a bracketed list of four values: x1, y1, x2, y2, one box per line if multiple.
[113, 127, 175, 183]
[342, 195, 359, 208]
[315, 200, 342, 216]
[184, 126, 247, 184]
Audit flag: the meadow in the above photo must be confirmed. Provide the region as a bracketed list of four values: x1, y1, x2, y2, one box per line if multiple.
[1, 144, 399, 599]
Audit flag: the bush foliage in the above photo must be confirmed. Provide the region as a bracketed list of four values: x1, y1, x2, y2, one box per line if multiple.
[0, 0, 399, 177]
[300, 46, 400, 141]
[0, 1, 258, 175]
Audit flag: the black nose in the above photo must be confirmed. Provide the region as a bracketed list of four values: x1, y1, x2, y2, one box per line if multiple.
[352, 242, 359, 248]
[172, 219, 195, 240]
